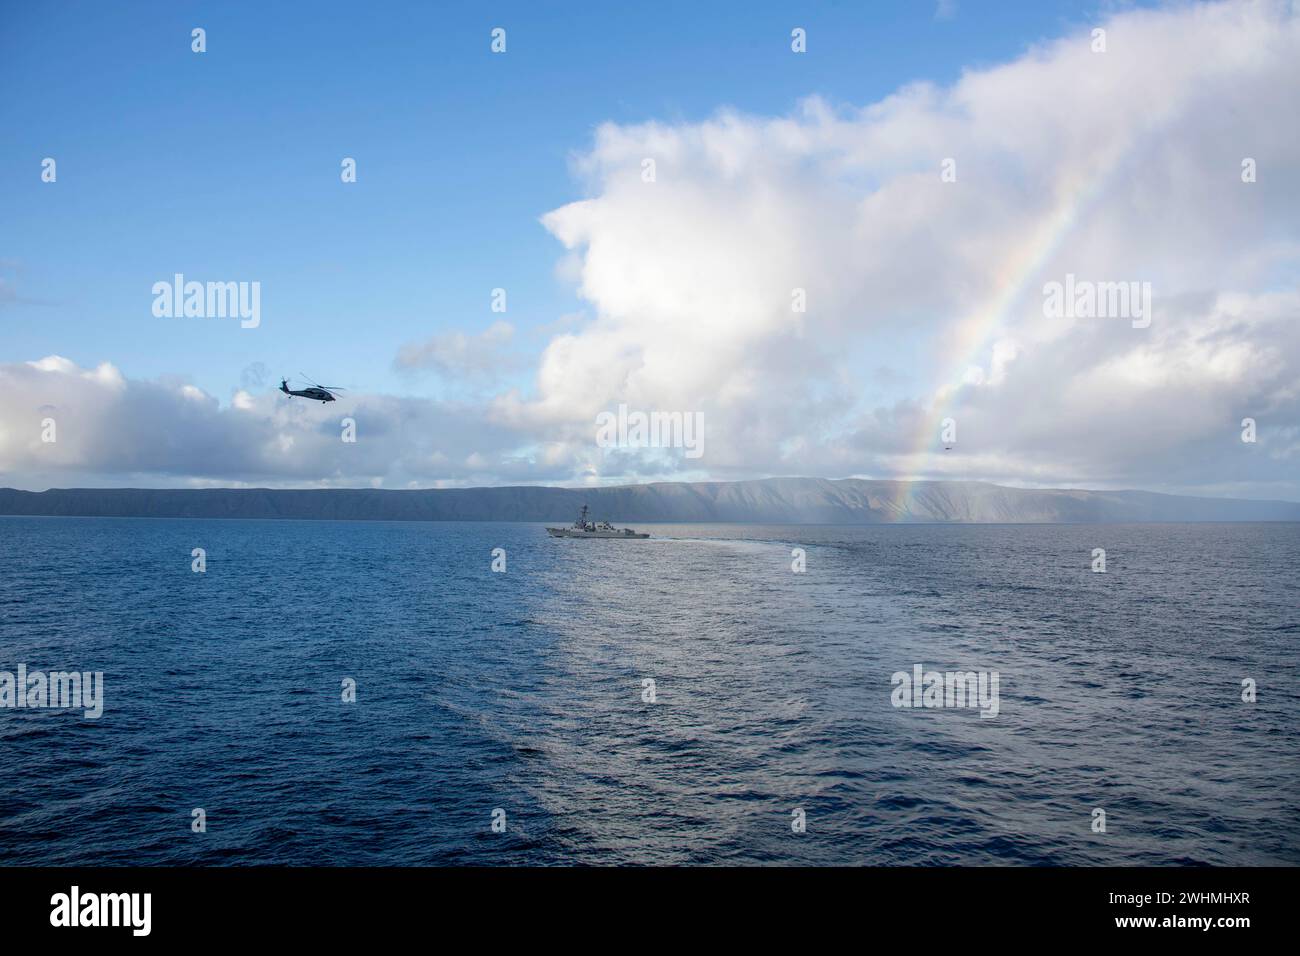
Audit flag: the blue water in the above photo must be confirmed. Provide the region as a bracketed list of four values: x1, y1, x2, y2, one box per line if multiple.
[0, 517, 1296, 865]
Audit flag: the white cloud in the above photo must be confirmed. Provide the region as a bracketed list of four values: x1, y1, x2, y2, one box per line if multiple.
[394, 320, 515, 378]
[506, 0, 1300, 497]
[4, 0, 1299, 498]
[0, 355, 583, 489]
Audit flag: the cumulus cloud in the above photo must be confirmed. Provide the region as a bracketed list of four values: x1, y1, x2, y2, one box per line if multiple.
[394, 321, 516, 379]
[3, 0, 1298, 497]
[0, 355, 586, 489]
[507, 0, 1300, 497]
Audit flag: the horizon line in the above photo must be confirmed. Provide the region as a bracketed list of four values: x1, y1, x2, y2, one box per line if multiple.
[2, 476, 1298, 506]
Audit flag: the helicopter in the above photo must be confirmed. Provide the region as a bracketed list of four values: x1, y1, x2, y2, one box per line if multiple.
[279, 374, 346, 403]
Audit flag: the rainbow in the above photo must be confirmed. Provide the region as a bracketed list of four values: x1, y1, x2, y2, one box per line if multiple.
[886, 147, 1133, 516]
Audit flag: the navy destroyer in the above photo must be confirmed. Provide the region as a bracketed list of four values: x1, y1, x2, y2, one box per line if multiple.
[546, 505, 649, 539]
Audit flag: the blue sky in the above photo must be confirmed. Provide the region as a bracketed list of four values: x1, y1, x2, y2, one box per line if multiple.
[2, 1, 1298, 498]
[3, 0, 1117, 400]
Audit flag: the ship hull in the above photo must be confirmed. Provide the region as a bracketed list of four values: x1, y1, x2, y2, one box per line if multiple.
[546, 528, 649, 539]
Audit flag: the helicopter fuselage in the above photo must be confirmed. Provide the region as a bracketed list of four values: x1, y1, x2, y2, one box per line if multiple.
[280, 385, 335, 402]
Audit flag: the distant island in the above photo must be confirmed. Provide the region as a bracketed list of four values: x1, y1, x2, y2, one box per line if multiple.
[1, 478, 1297, 523]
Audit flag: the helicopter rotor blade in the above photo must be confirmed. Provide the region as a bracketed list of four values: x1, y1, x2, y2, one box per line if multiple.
[298, 373, 348, 392]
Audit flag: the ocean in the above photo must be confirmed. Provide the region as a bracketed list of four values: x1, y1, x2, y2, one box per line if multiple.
[0, 517, 1296, 866]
